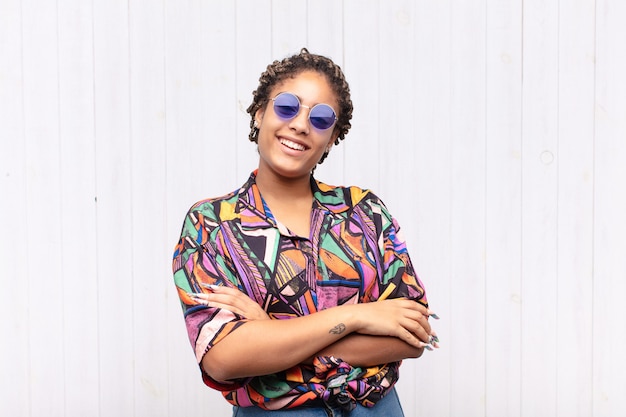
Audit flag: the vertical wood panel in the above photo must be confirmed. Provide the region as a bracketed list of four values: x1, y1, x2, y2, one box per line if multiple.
[129, 1, 168, 415]
[449, 1, 487, 415]
[271, 0, 308, 57]
[0, 0, 29, 415]
[343, 0, 380, 191]
[164, 0, 236, 220]
[57, 0, 100, 414]
[556, 1, 595, 416]
[521, 1, 559, 415]
[485, 2, 522, 416]
[235, 0, 273, 185]
[593, 1, 626, 415]
[21, 0, 65, 414]
[93, 0, 134, 413]
[411, 1, 453, 415]
[197, 0, 239, 191]
[376, 0, 417, 218]
[198, 0, 239, 194]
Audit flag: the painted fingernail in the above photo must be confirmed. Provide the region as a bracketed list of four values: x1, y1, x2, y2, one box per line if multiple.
[187, 292, 205, 297]
[421, 343, 434, 351]
[200, 283, 220, 290]
[187, 293, 209, 306]
[428, 311, 440, 320]
[430, 334, 440, 344]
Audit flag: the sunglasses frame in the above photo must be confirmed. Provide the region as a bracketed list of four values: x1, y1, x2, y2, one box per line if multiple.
[271, 92, 338, 131]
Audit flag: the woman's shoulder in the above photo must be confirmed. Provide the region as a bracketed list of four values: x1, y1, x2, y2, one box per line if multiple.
[314, 179, 385, 209]
[186, 187, 240, 222]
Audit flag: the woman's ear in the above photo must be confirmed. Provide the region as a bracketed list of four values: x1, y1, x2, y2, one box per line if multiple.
[327, 131, 339, 152]
[326, 141, 333, 153]
[254, 108, 265, 127]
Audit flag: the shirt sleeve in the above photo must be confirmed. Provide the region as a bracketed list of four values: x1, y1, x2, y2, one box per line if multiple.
[370, 195, 429, 306]
[172, 204, 249, 390]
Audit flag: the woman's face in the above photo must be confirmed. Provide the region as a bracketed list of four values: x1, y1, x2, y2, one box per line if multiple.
[254, 70, 340, 181]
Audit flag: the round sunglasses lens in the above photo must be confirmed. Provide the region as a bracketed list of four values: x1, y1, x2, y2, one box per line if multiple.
[309, 105, 336, 130]
[273, 93, 300, 119]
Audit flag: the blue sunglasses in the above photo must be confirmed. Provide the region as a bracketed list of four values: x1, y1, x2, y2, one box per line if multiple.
[271, 92, 338, 131]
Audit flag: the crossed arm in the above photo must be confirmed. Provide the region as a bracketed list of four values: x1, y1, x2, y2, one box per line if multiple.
[190, 286, 437, 382]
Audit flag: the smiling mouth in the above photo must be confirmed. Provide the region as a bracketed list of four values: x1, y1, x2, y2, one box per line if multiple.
[279, 138, 308, 151]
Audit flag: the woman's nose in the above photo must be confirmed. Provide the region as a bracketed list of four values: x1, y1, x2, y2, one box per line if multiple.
[288, 106, 310, 134]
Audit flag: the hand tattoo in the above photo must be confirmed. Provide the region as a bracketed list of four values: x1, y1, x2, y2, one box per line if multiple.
[329, 323, 346, 335]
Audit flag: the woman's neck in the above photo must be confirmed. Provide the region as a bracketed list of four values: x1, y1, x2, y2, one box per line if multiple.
[255, 169, 314, 237]
[255, 169, 313, 202]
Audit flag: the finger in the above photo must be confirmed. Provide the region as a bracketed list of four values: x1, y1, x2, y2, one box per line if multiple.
[398, 327, 422, 348]
[200, 283, 241, 295]
[189, 292, 244, 315]
[397, 325, 438, 351]
[188, 292, 243, 312]
[204, 300, 242, 316]
[416, 314, 432, 336]
[406, 321, 431, 343]
[426, 308, 440, 320]
[398, 327, 436, 351]
[395, 299, 434, 320]
[430, 332, 440, 348]
[208, 286, 261, 309]
[200, 283, 221, 291]
[402, 303, 435, 337]
[187, 292, 209, 305]
[394, 299, 431, 321]
[398, 310, 431, 342]
[397, 306, 432, 339]
[420, 342, 434, 351]
[208, 292, 270, 320]
[208, 292, 250, 309]
[210, 299, 269, 320]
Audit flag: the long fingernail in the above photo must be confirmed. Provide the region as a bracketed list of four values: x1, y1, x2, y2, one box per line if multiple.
[428, 311, 440, 320]
[187, 292, 205, 297]
[430, 334, 440, 344]
[421, 343, 434, 351]
[187, 293, 209, 306]
[200, 283, 220, 290]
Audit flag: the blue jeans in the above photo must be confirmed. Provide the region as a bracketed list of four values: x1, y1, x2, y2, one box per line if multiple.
[232, 388, 404, 417]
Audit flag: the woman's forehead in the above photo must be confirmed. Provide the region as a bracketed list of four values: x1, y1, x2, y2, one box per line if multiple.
[269, 70, 338, 107]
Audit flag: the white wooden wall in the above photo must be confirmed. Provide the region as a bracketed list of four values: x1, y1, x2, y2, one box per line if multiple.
[1, 1, 625, 416]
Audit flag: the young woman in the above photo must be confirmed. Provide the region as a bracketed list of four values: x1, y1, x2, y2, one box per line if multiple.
[172, 48, 438, 417]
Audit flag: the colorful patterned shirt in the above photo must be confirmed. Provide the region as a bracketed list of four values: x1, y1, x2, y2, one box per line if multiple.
[172, 171, 428, 411]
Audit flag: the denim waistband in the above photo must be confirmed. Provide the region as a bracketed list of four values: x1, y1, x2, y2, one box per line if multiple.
[232, 387, 404, 417]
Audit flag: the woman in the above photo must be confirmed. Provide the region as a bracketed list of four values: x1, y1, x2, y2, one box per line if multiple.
[172, 48, 438, 416]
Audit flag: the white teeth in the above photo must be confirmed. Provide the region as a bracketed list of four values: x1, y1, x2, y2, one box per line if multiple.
[279, 138, 306, 151]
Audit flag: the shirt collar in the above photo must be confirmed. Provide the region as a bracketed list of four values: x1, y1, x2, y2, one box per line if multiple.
[235, 171, 350, 231]
[235, 171, 274, 231]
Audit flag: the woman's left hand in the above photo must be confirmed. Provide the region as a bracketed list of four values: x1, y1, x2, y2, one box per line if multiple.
[189, 285, 270, 321]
